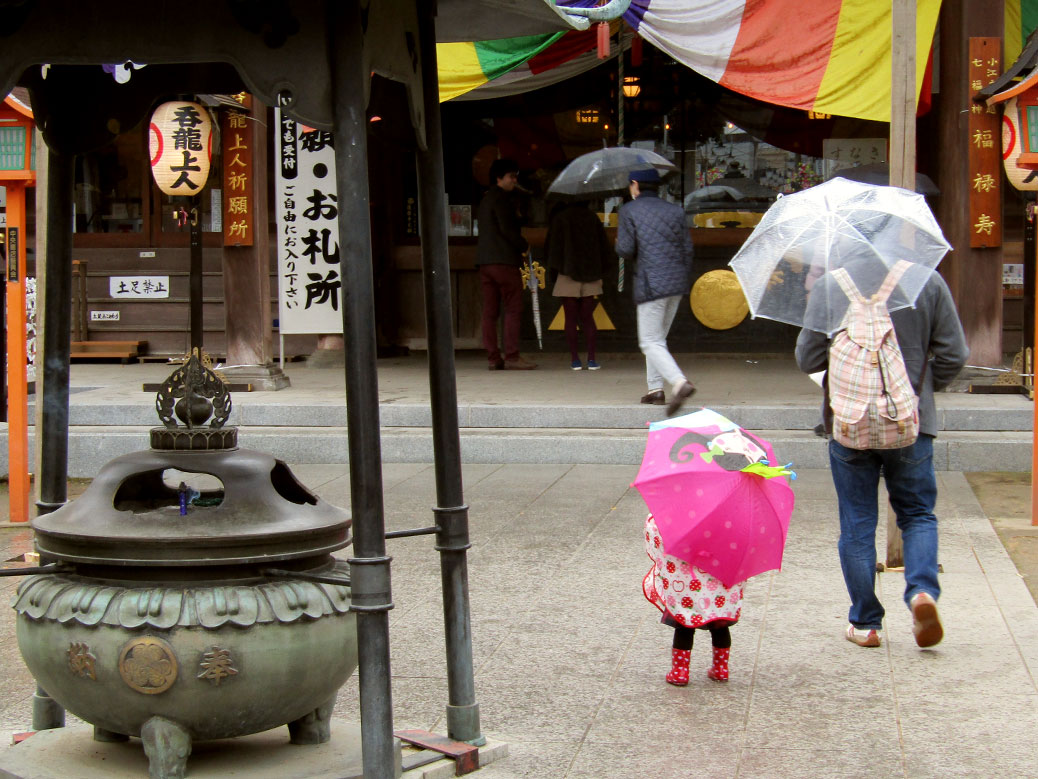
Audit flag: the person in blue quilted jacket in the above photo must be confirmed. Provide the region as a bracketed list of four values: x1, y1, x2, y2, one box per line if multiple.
[615, 168, 696, 415]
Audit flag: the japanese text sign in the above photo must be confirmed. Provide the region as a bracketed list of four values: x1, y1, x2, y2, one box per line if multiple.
[149, 101, 212, 197]
[222, 93, 254, 246]
[968, 37, 1001, 248]
[109, 276, 170, 299]
[274, 108, 343, 334]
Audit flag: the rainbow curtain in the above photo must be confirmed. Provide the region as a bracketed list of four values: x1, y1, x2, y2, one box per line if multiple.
[1005, 0, 1038, 68]
[438, 33, 565, 102]
[619, 0, 942, 123]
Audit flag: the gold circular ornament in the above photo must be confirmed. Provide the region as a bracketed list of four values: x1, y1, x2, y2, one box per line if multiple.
[689, 270, 749, 330]
[118, 636, 179, 695]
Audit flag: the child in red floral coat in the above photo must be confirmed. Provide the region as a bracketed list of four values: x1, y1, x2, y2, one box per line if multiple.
[643, 513, 745, 685]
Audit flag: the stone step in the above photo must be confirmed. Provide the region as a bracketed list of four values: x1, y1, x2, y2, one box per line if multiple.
[3, 426, 1030, 477]
[24, 401, 1036, 432]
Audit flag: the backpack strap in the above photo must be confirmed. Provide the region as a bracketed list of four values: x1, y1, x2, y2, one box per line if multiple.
[830, 267, 864, 303]
[873, 260, 913, 305]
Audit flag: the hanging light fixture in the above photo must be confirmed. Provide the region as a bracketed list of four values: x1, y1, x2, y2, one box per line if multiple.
[622, 76, 641, 98]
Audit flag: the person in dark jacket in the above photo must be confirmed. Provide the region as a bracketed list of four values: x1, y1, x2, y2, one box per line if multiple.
[615, 168, 696, 415]
[795, 263, 968, 650]
[545, 200, 614, 370]
[476, 158, 536, 370]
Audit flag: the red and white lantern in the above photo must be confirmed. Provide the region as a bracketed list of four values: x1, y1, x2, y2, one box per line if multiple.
[149, 101, 212, 196]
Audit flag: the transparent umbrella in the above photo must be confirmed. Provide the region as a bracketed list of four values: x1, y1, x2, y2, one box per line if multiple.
[728, 177, 951, 335]
[547, 147, 677, 198]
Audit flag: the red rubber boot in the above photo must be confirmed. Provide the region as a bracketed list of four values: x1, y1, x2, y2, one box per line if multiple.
[707, 647, 729, 682]
[665, 648, 691, 686]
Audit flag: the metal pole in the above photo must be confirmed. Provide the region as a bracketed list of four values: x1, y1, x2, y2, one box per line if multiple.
[32, 144, 74, 730]
[617, 51, 624, 147]
[328, 3, 396, 776]
[189, 199, 203, 354]
[415, 1, 483, 747]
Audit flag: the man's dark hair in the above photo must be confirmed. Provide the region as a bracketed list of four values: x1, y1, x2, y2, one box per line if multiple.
[490, 158, 519, 184]
[633, 179, 660, 193]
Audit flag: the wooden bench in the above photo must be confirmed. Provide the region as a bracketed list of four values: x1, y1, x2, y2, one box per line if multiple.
[71, 340, 147, 363]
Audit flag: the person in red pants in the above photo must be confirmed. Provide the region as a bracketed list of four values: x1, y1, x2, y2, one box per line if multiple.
[476, 158, 536, 370]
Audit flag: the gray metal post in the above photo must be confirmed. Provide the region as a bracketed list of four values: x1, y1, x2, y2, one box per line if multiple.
[32, 144, 74, 730]
[328, 3, 396, 776]
[414, 2, 483, 747]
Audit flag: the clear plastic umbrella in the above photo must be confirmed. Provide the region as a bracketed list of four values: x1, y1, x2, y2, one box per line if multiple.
[728, 177, 951, 335]
[547, 147, 677, 198]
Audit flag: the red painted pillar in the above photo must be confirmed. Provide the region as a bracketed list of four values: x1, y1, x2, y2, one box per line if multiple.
[5, 181, 29, 522]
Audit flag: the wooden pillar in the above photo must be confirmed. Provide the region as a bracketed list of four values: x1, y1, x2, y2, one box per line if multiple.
[935, 0, 1005, 366]
[220, 101, 288, 390]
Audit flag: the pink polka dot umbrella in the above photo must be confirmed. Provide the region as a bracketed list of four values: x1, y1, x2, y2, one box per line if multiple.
[632, 408, 796, 587]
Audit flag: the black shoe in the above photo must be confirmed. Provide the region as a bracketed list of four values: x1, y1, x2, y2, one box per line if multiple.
[640, 390, 665, 405]
[666, 381, 696, 416]
[488, 360, 504, 371]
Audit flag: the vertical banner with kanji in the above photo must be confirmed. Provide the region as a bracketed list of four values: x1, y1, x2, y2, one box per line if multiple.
[968, 37, 1002, 248]
[222, 94, 254, 246]
[274, 108, 343, 334]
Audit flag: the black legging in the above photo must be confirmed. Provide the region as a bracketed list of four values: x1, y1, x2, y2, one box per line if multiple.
[562, 296, 597, 361]
[673, 625, 731, 651]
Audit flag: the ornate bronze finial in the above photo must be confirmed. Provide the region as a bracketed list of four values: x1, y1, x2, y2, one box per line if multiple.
[151, 350, 237, 451]
[155, 350, 232, 430]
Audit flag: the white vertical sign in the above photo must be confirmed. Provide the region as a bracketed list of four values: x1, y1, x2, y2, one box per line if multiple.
[274, 109, 343, 334]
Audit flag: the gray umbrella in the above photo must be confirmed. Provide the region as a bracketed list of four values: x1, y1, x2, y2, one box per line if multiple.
[835, 163, 940, 197]
[547, 147, 678, 198]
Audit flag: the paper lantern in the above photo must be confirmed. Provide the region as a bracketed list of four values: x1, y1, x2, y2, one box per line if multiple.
[149, 101, 212, 196]
[1002, 97, 1038, 191]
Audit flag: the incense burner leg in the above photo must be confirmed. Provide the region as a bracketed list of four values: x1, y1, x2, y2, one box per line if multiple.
[141, 716, 192, 779]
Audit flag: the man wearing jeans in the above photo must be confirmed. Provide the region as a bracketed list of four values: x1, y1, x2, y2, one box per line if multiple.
[795, 269, 968, 649]
[615, 169, 696, 415]
[475, 158, 536, 371]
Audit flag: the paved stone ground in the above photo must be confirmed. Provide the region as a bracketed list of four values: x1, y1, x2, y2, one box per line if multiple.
[3, 464, 1038, 777]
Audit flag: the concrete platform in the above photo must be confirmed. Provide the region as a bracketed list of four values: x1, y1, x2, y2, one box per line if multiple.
[0, 720, 369, 779]
[0, 720, 506, 779]
[3, 353, 1032, 474]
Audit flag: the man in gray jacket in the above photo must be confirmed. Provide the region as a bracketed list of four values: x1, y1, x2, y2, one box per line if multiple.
[795, 266, 968, 650]
[615, 168, 696, 415]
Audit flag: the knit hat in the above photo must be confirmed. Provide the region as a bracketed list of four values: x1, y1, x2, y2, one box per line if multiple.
[629, 168, 661, 184]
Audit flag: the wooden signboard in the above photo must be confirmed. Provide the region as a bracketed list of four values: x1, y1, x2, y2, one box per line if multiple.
[222, 93, 254, 246]
[968, 37, 1002, 248]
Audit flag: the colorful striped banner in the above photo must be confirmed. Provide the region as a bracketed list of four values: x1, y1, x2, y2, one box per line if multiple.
[619, 0, 942, 123]
[438, 33, 565, 102]
[1005, 0, 1038, 69]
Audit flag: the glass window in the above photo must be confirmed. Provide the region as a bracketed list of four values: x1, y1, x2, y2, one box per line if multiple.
[74, 127, 145, 233]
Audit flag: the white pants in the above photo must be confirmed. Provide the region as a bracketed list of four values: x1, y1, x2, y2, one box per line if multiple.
[637, 295, 687, 393]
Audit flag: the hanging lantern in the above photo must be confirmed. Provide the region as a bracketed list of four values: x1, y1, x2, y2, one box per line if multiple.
[149, 101, 212, 196]
[1001, 96, 1038, 191]
[622, 76, 641, 98]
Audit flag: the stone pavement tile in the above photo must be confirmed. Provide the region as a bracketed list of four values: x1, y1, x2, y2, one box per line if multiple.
[565, 738, 742, 779]
[462, 738, 580, 779]
[751, 641, 894, 698]
[898, 694, 1038, 778]
[787, 470, 838, 500]
[0, 688, 33, 733]
[887, 641, 1037, 697]
[587, 683, 752, 744]
[333, 674, 449, 736]
[876, 573, 1017, 646]
[744, 688, 900, 752]
[473, 677, 610, 742]
[738, 747, 905, 779]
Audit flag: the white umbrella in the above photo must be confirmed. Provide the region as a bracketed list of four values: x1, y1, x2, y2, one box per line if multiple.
[729, 177, 950, 335]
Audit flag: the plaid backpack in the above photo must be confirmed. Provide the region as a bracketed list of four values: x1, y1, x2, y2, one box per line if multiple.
[827, 260, 919, 450]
